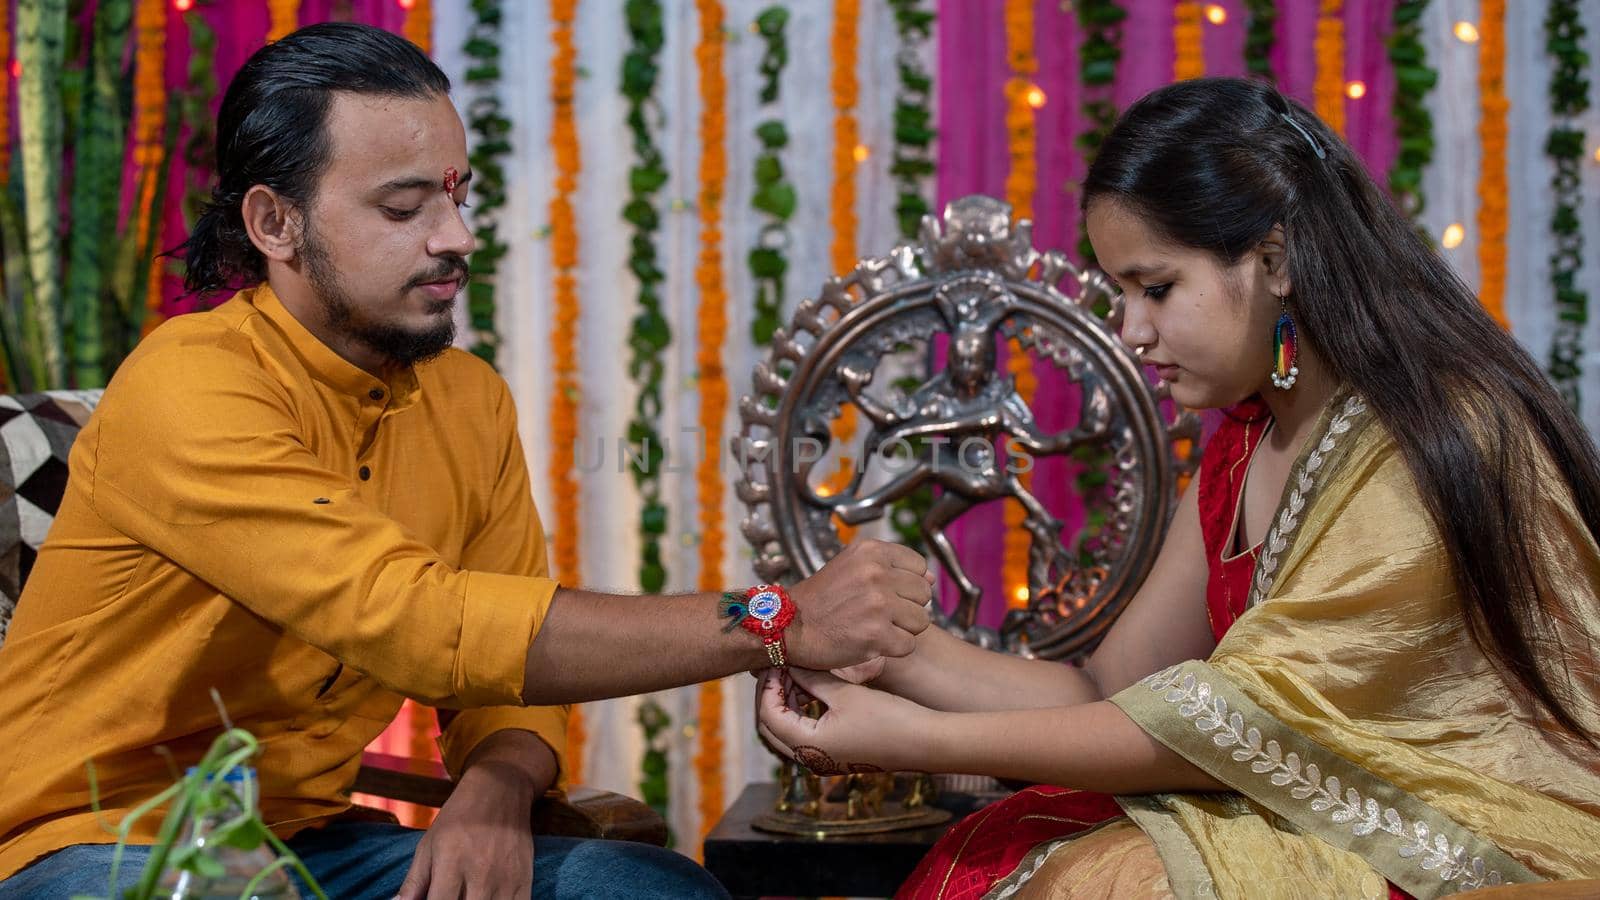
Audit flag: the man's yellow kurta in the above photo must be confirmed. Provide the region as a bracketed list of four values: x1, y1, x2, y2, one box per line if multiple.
[0, 284, 567, 879]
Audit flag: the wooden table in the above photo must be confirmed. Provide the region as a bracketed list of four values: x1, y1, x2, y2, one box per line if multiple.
[703, 782, 989, 899]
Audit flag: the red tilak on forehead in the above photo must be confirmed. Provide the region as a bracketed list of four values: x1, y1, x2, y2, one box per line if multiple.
[443, 167, 460, 193]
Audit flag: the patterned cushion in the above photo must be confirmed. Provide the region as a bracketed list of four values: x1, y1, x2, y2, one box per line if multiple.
[0, 390, 103, 645]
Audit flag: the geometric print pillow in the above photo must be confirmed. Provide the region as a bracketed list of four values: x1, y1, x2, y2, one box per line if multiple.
[0, 389, 103, 646]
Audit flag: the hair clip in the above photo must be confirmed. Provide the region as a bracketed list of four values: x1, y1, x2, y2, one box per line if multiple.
[1280, 113, 1326, 160]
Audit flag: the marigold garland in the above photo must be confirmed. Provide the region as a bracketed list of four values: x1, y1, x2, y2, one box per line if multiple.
[548, 0, 586, 782]
[403, 0, 431, 53]
[1475, 0, 1508, 329]
[1312, 0, 1345, 137]
[133, 0, 166, 334]
[691, 0, 729, 854]
[1545, 0, 1590, 404]
[823, 0, 861, 539]
[1002, 0, 1037, 609]
[1174, 1, 1205, 80]
[267, 0, 298, 42]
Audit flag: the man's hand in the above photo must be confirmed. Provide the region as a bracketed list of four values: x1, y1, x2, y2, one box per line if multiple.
[396, 730, 557, 900]
[786, 539, 934, 672]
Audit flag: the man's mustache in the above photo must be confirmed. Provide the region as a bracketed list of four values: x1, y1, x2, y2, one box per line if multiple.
[405, 257, 470, 291]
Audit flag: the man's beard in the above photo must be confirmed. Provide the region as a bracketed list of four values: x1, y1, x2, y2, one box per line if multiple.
[299, 226, 462, 368]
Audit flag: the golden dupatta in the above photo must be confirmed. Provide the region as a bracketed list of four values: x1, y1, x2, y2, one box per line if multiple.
[999, 394, 1600, 899]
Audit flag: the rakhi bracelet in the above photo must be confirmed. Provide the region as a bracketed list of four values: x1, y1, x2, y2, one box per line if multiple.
[721, 583, 796, 667]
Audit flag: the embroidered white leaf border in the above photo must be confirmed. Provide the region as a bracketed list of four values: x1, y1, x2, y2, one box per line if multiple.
[1247, 395, 1368, 609]
[990, 837, 1072, 900]
[1142, 666, 1509, 892]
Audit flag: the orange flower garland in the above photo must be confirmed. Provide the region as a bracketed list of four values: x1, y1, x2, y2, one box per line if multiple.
[267, 0, 299, 42]
[1174, 1, 1205, 80]
[823, 0, 862, 539]
[134, 0, 166, 333]
[828, 0, 861, 276]
[403, 0, 432, 53]
[1002, 0, 1037, 609]
[1475, 0, 1508, 328]
[1313, 0, 1345, 137]
[548, 0, 586, 783]
[692, 0, 729, 854]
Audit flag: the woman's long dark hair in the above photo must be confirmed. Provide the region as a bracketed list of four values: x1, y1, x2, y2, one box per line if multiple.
[1085, 77, 1599, 740]
[180, 22, 451, 296]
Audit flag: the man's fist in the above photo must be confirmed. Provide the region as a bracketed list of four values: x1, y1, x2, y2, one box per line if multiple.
[785, 540, 933, 671]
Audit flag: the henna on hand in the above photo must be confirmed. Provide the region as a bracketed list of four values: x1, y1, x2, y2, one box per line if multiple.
[793, 745, 883, 776]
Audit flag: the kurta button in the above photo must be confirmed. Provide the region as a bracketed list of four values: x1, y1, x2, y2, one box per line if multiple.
[359, 466, 371, 481]
[369, 388, 384, 401]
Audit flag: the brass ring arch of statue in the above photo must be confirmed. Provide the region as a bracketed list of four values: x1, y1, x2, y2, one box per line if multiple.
[733, 195, 1201, 662]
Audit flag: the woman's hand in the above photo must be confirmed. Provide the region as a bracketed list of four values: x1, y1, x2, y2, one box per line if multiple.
[756, 667, 940, 775]
[831, 656, 887, 685]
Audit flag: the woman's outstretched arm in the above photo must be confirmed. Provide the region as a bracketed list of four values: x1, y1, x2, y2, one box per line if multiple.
[759, 668, 1224, 795]
[861, 481, 1217, 712]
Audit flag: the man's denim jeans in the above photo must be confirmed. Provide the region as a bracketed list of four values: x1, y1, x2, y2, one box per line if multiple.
[0, 820, 729, 899]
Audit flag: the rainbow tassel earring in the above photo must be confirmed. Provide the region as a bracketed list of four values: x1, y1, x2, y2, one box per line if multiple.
[1270, 301, 1298, 390]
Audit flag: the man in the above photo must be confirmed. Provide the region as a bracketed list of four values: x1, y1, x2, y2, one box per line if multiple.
[0, 23, 933, 900]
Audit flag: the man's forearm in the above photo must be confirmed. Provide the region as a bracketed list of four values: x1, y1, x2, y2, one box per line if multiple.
[928, 701, 1225, 794]
[521, 588, 771, 705]
[876, 626, 1103, 712]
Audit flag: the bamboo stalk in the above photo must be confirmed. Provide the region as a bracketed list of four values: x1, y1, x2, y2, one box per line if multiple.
[16, 0, 68, 387]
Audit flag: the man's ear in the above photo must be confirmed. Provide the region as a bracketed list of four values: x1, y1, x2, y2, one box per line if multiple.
[1259, 223, 1291, 299]
[241, 185, 303, 263]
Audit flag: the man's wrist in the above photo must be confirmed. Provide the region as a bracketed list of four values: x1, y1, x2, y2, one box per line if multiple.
[720, 584, 797, 668]
[459, 729, 559, 803]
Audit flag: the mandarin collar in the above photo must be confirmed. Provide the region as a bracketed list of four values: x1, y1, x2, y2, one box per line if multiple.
[248, 283, 421, 411]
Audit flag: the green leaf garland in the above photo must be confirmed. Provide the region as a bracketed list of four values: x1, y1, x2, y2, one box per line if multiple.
[1075, 0, 1125, 265]
[1073, 1, 1126, 569]
[748, 6, 791, 348]
[1243, 0, 1277, 83]
[623, 0, 669, 594]
[1386, 0, 1436, 223]
[1544, 0, 1589, 407]
[622, 0, 673, 838]
[179, 7, 217, 228]
[885, 0, 936, 552]
[463, 0, 510, 367]
[888, 0, 935, 240]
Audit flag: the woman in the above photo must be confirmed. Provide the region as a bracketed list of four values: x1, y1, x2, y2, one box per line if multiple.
[756, 77, 1600, 899]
